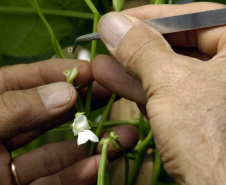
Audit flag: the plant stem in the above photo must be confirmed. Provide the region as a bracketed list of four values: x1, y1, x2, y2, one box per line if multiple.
[84, 0, 99, 14]
[74, 93, 85, 112]
[0, 6, 94, 19]
[84, 82, 92, 119]
[28, 0, 65, 58]
[150, 148, 161, 185]
[97, 141, 109, 185]
[92, 119, 140, 128]
[50, 118, 140, 132]
[129, 131, 153, 185]
[90, 13, 99, 61]
[84, 2, 100, 119]
[95, 93, 117, 137]
[88, 93, 116, 156]
[138, 113, 145, 141]
[115, 139, 129, 185]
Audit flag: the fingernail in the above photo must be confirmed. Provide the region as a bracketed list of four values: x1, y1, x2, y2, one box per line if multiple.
[38, 82, 74, 109]
[99, 13, 132, 48]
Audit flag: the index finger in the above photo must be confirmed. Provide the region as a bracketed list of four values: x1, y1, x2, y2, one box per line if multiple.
[122, 2, 226, 57]
[0, 59, 93, 93]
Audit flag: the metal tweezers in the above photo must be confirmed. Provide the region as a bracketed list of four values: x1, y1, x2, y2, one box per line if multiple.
[73, 8, 226, 53]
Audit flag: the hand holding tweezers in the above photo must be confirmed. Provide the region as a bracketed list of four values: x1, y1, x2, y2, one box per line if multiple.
[73, 8, 226, 53]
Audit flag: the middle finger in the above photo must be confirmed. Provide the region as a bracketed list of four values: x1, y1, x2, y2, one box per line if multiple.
[13, 125, 138, 184]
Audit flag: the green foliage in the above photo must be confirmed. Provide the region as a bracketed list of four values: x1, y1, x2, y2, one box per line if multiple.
[0, 0, 100, 58]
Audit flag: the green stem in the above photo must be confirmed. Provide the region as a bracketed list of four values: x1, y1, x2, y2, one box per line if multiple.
[138, 113, 144, 141]
[84, 83, 92, 119]
[105, 168, 110, 185]
[95, 93, 117, 136]
[129, 131, 153, 185]
[84, 13, 100, 119]
[97, 142, 109, 185]
[50, 119, 140, 132]
[84, 0, 99, 14]
[115, 139, 129, 185]
[92, 119, 140, 128]
[28, 0, 65, 58]
[90, 13, 99, 61]
[0, 7, 94, 19]
[74, 93, 85, 112]
[150, 148, 161, 185]
[88, 93, 116, 156]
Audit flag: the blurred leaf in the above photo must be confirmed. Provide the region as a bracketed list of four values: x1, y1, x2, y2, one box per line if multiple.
[1, 51, 53, 66]
[0, 0, 92, 57]
[112, 0, 124, 11]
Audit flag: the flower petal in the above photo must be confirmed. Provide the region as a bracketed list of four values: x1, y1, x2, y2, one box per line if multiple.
[77, 132, 89, 146]
[84, 130, 99, 142]
[77, 130, 99, 146]
[73, 115, 90, 130]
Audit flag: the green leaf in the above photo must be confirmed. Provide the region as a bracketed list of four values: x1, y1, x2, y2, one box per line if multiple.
[0, 0, 92, 57]
[112, 0, 124, 12]
[1, 52, 53, 66]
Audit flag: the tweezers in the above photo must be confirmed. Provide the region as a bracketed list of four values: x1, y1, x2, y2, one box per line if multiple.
[73, 8, 226, 53]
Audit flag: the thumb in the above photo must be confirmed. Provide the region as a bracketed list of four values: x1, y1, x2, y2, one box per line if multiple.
[0, 82, 76, 140]
[97, 12, 177, 87]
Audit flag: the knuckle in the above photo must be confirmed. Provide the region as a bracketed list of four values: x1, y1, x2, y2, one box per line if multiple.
[0, 91, 29, 117]
[116, 22, 169, 76]
[41, 145, 64, 174]
[0, 91, 31, 137]
[0, 91, 29, 138]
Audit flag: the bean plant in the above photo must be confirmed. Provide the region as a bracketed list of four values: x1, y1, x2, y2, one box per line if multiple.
[0, 0, 224, 185]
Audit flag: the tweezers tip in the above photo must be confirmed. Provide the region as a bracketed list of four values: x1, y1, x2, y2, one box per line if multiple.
[72, 41, 78, 54]
[72, 33, 100, 53]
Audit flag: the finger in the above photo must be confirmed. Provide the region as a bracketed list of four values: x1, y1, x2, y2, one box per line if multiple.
[0, 59, 93, 93]
[14, 139, 86, 185]
[0, 82, 76, 140]
[5, 108, 75, 150]
[122, 2, 225, 21]
[214, 30, 226, 59]
[30, 155, 100, 185]
[92, 55, 147, 105]
[13, 125, 138, 184]
[97, 12, 184, 92]
[5, 81, 115, 150]
[122, 2, 226, 57]
[0, 144, 12, 185]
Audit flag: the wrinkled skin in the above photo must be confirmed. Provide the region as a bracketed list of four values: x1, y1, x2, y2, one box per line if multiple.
[92, 2, 226, 185]
[0, 59, 138, 185]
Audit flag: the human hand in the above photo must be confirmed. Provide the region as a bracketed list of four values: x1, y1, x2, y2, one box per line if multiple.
[92, 2, 226, 185]
[0, 59, 138, 185]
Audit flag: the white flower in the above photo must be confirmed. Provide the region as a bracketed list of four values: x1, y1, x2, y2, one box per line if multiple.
[71, 113, 99, 146]
[77, 130, 99, 145]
